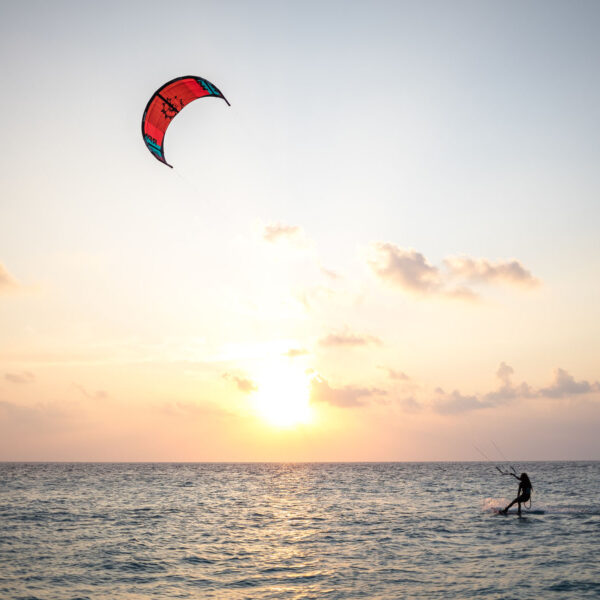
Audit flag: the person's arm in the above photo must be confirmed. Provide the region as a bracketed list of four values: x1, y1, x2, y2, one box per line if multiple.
[509, 473, 521, 481]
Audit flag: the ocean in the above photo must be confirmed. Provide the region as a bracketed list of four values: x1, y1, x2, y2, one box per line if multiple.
[1, 462, 598, 599]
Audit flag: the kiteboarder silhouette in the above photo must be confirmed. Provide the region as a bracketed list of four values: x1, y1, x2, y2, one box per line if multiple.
[501, 472, 532, 516]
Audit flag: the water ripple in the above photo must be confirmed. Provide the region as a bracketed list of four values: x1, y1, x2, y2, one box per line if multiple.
[1, 462, 599, 599]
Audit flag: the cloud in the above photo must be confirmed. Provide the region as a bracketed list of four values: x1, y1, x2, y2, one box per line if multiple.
[368, 243, 441, 294]
[434, 390, 490, 415]
[263, 223, 302, 243]
[0, 263, 19, 293]
[319, 331, 382, 347]
[433, 362, 533, 415]
[443, 286, 481, 302]
[158, 400, 234, 420]
[432, 364, 599, 414]
[74, 385, 109, 401]
[222, 372, 258, 394]
[0, 399, 75, 431]
[320, 266, 341, 280]
[295, 286, 335, 312]
[310, 376, 386, 408]
[378, 366, 410, 381]
[482, 381, 534, 405]
[367, 242, 539, 300]
[496, 362, 514, 385]
[538, 368, 600, 398]
[444, 256, 539, 287]
[5, 371, 35, 384]
[481, 362, 534, 405]
[283, 348, 309, 358]
[398, 396, 422, 413]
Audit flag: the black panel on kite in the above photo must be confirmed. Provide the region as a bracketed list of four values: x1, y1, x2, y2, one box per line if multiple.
[141, 75, 230, 168]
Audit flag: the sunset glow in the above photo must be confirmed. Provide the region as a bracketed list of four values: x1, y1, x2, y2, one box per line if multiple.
[252, 361, 313, 428]
[1, 2, 599, 462]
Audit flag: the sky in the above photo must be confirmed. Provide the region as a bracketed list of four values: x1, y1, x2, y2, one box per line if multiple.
[1, 0, 600, 461]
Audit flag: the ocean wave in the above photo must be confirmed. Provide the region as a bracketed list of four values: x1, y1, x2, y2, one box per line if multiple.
[2, 462, 599, 599]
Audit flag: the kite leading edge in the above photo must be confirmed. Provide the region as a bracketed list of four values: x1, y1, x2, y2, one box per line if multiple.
[141, 75, 230, 168]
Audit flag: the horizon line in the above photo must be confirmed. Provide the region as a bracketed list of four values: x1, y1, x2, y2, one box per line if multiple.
[1, 459, 598, 464]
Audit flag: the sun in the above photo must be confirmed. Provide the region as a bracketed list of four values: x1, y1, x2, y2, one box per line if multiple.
[252, 360, 313, 427]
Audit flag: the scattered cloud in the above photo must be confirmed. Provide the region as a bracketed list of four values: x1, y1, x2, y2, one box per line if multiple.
[368, 243, 441, 294]
[434, 389, 489, 415]
[0, 399, 76, 431]
[496, 362, 514, 385]
[158, 400, 234, 420]
[320, 266, 341, 280]
[443, 286, 481, 302]
[432, 364, 597, 415]
[481, 362, 534, 405]
[263, 222, 302, 243]
[222, 372, 258, 394]
[74, 385, 109, 401]
[319, 331, 382, 348]
[398, 396, 422, 413]
[283, 348, 309, 358]
[0, 263, 19, 293]
[444, 256, 539, 287]
[295, 286, 335, 312]
[367, 242, 539, 300]
[378, 366, 410, 381]
[433, 362, 532, 414]
[310, 375, 386, 408]
[5, 371, 35, 384]
[538, 368, 600, 398]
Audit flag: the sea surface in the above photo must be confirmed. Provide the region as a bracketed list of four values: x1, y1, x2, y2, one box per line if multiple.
[0, 462, 599, 599]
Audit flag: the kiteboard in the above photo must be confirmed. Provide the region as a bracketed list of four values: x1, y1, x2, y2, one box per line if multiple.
[493, 508, 545, 516]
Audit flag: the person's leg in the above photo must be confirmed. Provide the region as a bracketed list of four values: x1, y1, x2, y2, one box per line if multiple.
[503, 497, 517, 513]
[517, 501, 522, 516]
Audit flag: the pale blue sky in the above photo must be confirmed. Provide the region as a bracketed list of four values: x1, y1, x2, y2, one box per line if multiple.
[3, 1, 599, 265]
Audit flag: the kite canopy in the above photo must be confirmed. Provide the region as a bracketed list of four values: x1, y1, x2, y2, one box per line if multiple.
[141, 75, 230, 168]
